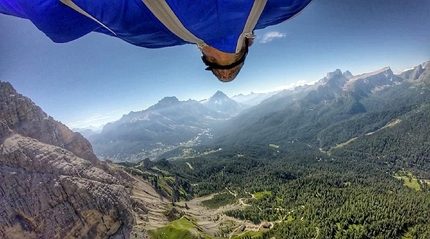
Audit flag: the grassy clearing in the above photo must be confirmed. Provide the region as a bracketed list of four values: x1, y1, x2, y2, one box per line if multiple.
[203, 148, 222, 155]
[201, 192, 236, 209]
[254, 190, 272, 200]
[403, 178, 421, 191]
[186, 162, 194, 170]
[365, 119, 402, 136]
[401, 225, 429, 239]
[324, 137, 358, 155]
[148, 216, 211, 239]
[349, 224, 364, 231]
[394, 171, 421, 191]
[344, 182, 352, 187]
[332, 137, 357, 149]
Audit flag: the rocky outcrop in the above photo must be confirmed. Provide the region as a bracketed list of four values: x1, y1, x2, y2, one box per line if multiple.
[0, 82, 98, 164]
[342, 67, 403, 93]
[306, 67, 405, 104]
[0, 81, 139, 239]
[305, 69, 349, 104]
[399, 64, 425, 80]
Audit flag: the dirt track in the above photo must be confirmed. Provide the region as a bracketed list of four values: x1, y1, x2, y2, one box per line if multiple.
[130, 178, 269, 238]
[175, 191, 269, 237]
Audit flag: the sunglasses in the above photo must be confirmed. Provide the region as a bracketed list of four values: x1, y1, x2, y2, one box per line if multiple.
[201, 39, 249, 71]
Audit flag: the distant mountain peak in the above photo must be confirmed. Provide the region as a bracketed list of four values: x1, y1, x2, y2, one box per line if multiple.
[347, 67, 392, 83]
[200, 91, 229, 103]
[399, 64, 425, 80]
[158, 96, 179, 104]
[326, 69, 342, 80]
[212, 90, 228, 99]
[143, 96, 181, 112]
[343, 70, 353, 79]
[201, 91, 244, 115]
[317, 69, 348, 87]
[206, 91, 231, 104]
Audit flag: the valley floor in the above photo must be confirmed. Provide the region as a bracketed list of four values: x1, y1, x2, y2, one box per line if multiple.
[129, 177, 274, 239]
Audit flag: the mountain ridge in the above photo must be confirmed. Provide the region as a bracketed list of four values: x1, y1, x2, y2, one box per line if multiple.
[0, 81, 139, 238]
[84, 61, 429, 162]
[90, 94, 233, 161]
[0, 82, 99, 164]
[209, 63, 429, 150]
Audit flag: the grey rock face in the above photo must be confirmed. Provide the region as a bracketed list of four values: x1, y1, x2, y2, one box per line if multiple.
[306, 67, 404, 104]
[0, 82, 98, 164]
[305, 69, 349, 104]
[342, 67, 403, 93]
[0, 81, 136, 239]
[399, 63, 426, 81]
[343, 70, 353, 79]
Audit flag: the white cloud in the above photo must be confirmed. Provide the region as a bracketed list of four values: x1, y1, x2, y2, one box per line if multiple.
[259, 31, 286, 43]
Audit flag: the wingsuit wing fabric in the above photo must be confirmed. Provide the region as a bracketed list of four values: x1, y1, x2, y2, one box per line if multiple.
[0, 0, 312, 53]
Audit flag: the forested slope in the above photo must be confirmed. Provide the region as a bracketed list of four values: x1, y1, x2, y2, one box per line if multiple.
[144, 63, 430, 239]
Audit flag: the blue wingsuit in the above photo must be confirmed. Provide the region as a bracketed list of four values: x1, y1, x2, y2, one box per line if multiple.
[0, 0, 312, 53]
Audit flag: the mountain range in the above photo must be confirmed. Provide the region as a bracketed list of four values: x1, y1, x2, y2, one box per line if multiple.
[85, 61, 429, 162]
[212, 63, 429, 149]
[87, 89, 281, 161]
[89, 95, 235, 161]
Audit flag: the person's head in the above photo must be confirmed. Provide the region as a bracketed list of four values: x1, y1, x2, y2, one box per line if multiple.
[200, 38, 253, 82]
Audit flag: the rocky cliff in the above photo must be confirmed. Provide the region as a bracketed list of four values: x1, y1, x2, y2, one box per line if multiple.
[0, 81, 141, 239]
[0, 82, 98, 164]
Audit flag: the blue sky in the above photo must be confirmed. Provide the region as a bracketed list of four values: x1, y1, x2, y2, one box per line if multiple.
[1, 0, 429, 129]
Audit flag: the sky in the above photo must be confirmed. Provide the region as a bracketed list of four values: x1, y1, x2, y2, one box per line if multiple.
[1, 0, 429, 129]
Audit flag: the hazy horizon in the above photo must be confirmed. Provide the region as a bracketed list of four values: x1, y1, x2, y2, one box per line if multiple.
[68, 62, 428, 130]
